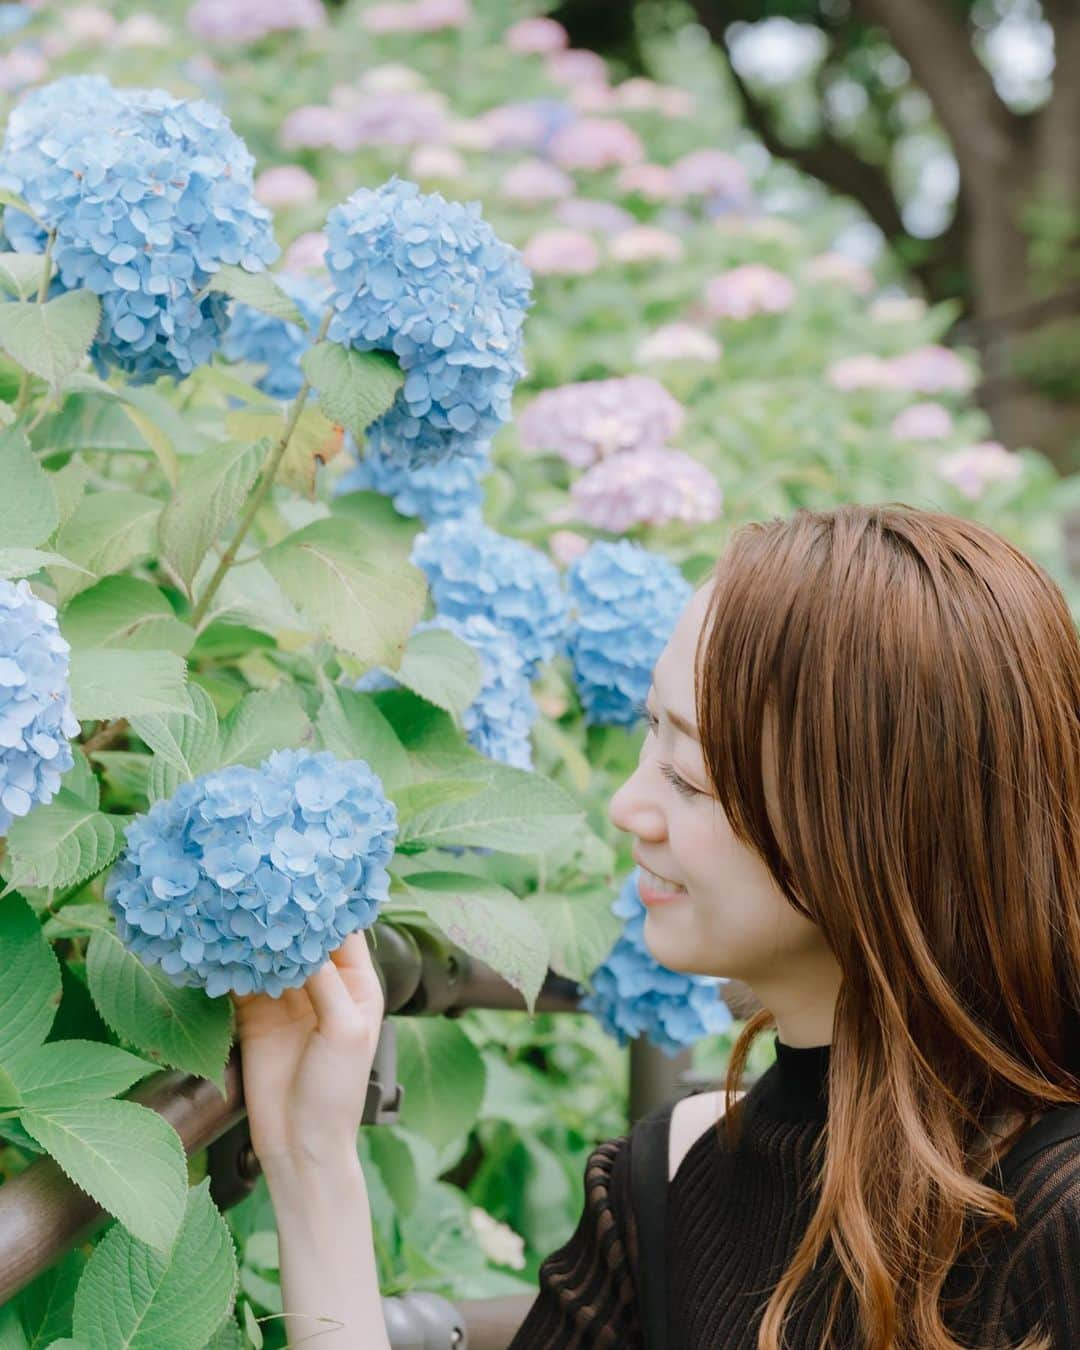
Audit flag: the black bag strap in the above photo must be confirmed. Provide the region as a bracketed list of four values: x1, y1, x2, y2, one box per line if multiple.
[629, 1099, 676, 1350]
[992, 1101, 1080, 1188]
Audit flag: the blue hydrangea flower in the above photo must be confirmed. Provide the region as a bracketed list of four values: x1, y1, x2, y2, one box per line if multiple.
[324, 177, 532, 470]
[333, 431, 489, 523]
[355, 614, 538, 770]
[221, 273, 329, 400]
[0, 4, 31, 37]
[410, 519, 569, 678]
[0, 579, 80, 836]
[104, 748, 398, 999]
[0, 77, 279, 383]
[566, 540, 692, 727]
[579, 870, 733, 1056]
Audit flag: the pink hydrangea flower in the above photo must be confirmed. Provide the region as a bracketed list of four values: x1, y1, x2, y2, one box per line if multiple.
[255, 165, 318, 208]
[555, 197, 635, 236]
[407, 144, 467, 179]
[476, 102, 574, 154]
[826, 355, 901, 392]
[706, 264, 796, 320]
[361, 0, 471, 33]
[889, 345, 974, 395]
[609, 226, 685, 265]
[549, 118, 645, 172]
[571, 446, 723, 533]
[359, 63, 427, 93]
[545, 48, 609, 87]
[505, 16, 568, 54]
[521, 228, 601, 276]
[549, 529, 591, 566]
[500, 159, 575, 204]
[280, 105, 354, 151]
[890, 403, 955, 441]
[935, 442, 1023, 499]
[671, 149, 750, 203]
[635, 323, 721, 365]
[804, 252, 875, 294]
[283, 230, 329, 273]
[188, 0, 323, 42]
[0, 47, 47, 92]
[616, 163, 678, 201]
[518, 376, 685, 467]
[448, 117, 498, 152]
[116, 14, 172, 45]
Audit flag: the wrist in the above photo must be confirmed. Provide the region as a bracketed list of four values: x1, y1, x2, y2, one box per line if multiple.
[259, 1140, 364, 1195]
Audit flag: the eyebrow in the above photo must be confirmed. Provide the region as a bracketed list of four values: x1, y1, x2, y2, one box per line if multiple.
[646, 678, 700, 743]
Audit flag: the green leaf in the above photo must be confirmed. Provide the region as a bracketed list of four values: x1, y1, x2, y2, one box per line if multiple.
[51, 491, 161, 604]
[394, 1018, 486, 1154]
[73, 1179, 237, 1350]
[2, 790, 125, 892]
[315, 684, 411, 791]
[4, 1040, 158, 1109]
[16, 1247, 85, 1350]
[0, 1306, 29, 1350]
[400, 873, 550, 1015]
[85, 928, 232, 1093]
[59, 748, 98, 809]
[41, 904, 115, 942]
[19, 1098, 187, 1251]
[49, 461, 91, 532]
[0, 893, 62, 1061]
[0, 252, 44, 301]
[528, 889, 623, 984]
[0, 1062, 21, 1110]
[263, 517, 426, 665]
[209, 264, 306, 327]
[130, 683, 219, 802]
[0, 291, 101, 392]
[392, 627, 483, 718]
[67, 648, 191, 721]
[159, 439, 269, 591]
[300, 342, 405, 439]
[0, 426, 57, 548]
[0, 549, 89, 581]
[0, 189, 45, 228]
[389, 777, 486, 823]
[227, 406, 342, 498]
[397, 762, 585, 854]
[218, 686, 311, 769]
[60, 577, 194, 657]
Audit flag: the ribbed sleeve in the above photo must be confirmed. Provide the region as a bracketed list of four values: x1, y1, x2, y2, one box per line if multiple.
[506, 1135, 644, 1350]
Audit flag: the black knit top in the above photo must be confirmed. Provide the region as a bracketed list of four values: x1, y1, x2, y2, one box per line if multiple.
[508, 1038, 1080, 1349]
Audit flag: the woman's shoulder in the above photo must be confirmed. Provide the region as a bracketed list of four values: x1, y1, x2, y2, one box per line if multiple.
[668, 1088, 745, 1182]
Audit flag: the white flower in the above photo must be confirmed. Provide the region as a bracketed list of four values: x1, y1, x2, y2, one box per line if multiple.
[469, 1208, 527, 1269]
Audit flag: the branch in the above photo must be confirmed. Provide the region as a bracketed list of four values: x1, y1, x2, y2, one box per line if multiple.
[848, 0, 1020, 179]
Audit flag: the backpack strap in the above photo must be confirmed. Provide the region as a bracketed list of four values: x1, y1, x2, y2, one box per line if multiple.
[629, 1099, 676, 1350]
[992, 1101, 1080, 1188]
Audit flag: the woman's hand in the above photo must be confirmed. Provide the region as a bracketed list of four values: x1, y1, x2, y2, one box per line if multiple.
[230, 929, 386, 1171]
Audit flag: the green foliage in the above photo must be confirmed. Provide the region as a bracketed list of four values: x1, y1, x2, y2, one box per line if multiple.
[0, 292, 101, 394]
[300, 343, 406, 441]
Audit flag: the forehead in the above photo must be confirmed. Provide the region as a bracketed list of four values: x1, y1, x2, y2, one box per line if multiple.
[652, 582, 712, 700]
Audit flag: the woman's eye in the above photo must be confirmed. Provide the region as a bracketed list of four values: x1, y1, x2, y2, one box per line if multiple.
[660, 763, 702, 799]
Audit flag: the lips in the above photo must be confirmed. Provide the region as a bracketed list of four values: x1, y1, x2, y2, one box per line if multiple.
[632, 851, 684, 889]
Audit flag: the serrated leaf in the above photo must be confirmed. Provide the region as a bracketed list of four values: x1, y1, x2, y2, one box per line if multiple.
[0, 893, 62, 1061]
[129, 683, 219, 801]
[0, 426, 57, 548]
[209, 264, 306, 326]
[395, 1019, 486, 1154]
[67, 648, 191, 721]
[59, 748, 98, 809]
[2, 790, 125, 892]
[41, 904, 114, 942]
[401, 873, 550, 1014]
[528, 889, 623, 984]
[51, 491, 160, 604]
[19, 1098, 187, 1252]
[16, 1247, 85, 1350]
[218, 686, 311, 769]
[315, 684, 411, 791]
[159, 439, 268, 590]
[0, 291, 100, 391]
[300, 342, 404, 439]
[263, 517, 426, 665]
[226, 406, 343, 499]
[0, 549, 89, 581]
[393, 626, 483, 718]
[85, 928, 232, 1093]
[0, 251, 44, 301]
[60, 577, 194, 657]
[4, 1040, 158, 1109]
[49, 460, 91, 532]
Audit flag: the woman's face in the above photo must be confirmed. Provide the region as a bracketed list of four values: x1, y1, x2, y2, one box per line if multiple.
[607, 582, 843, 1044]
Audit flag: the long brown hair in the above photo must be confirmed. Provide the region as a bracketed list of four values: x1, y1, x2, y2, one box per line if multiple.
[696, 504, 1080, 1350]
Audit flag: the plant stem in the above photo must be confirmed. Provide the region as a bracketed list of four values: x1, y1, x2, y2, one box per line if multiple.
[12, 230, 56, 418]
[81, 718, 129, 755]
[190, 309, 332, 630]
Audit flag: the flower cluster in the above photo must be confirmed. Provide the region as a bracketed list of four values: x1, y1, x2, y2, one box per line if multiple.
[254, 165, 318, 208]
[579, 871, 733, 1056]
[891, 402, 954, 441]
[324, 178, 532, 469]
[555, 197, 634, 237]
[521, 227, 600, 277]
[826, 345, 974, 396]
[670, 148, 751, 205]
[411, 519, 570, 678]
[0, 76, 279, 382]
[518, 375, 685, 468]
[635, 323, 721, 365]
[705, 264, 797, 320]
[282, 89, 450, 153]
[187, 0, 324, 42]
[475, 99, 577, 155]
[548, 117, 645, 172]
[504, 16, 568, 54]
[500, 159, 574, 205]
[361, 0, 471, 33]
[936, 442, 1023, 499]
[608, 226, 684, 266]
[334, 432, 489, 523]
[104, 749, 398, 999]
[0, 579, 79, 836]
[357, 615, 538, 769]
[222, 273, 327, 400]
[566, 540, 692, 726]
[570, 446, 722, 534]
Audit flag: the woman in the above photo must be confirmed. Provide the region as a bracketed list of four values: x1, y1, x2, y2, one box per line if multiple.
[233, 504, 1080, 1349]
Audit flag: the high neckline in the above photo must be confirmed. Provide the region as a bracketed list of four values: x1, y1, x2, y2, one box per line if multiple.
[751, 1034, 831, 1124]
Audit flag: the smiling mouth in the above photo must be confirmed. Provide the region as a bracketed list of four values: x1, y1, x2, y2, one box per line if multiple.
[638, 864, 687, 893]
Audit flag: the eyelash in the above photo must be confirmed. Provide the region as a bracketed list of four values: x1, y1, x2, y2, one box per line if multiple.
[634, 700, 703, 799]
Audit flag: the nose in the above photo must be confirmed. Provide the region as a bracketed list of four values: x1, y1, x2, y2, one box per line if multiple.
[608, 761, 665, 840]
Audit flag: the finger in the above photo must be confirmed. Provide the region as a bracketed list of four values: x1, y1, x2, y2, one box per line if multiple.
[280, 985, 313, 1019]
[306, 958, 362, 1031]
[330, 930, 373, 970]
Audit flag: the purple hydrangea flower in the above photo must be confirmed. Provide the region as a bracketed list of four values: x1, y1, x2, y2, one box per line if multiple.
[518, 375, 685, 468]
[187, 0, 324, 43]
[579, 870, 732, 1056]
[570, 446, 723, 533]
[0, 579, 79, 836]
[104, 749, 398, 999]
[324, 178, 532, 470]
